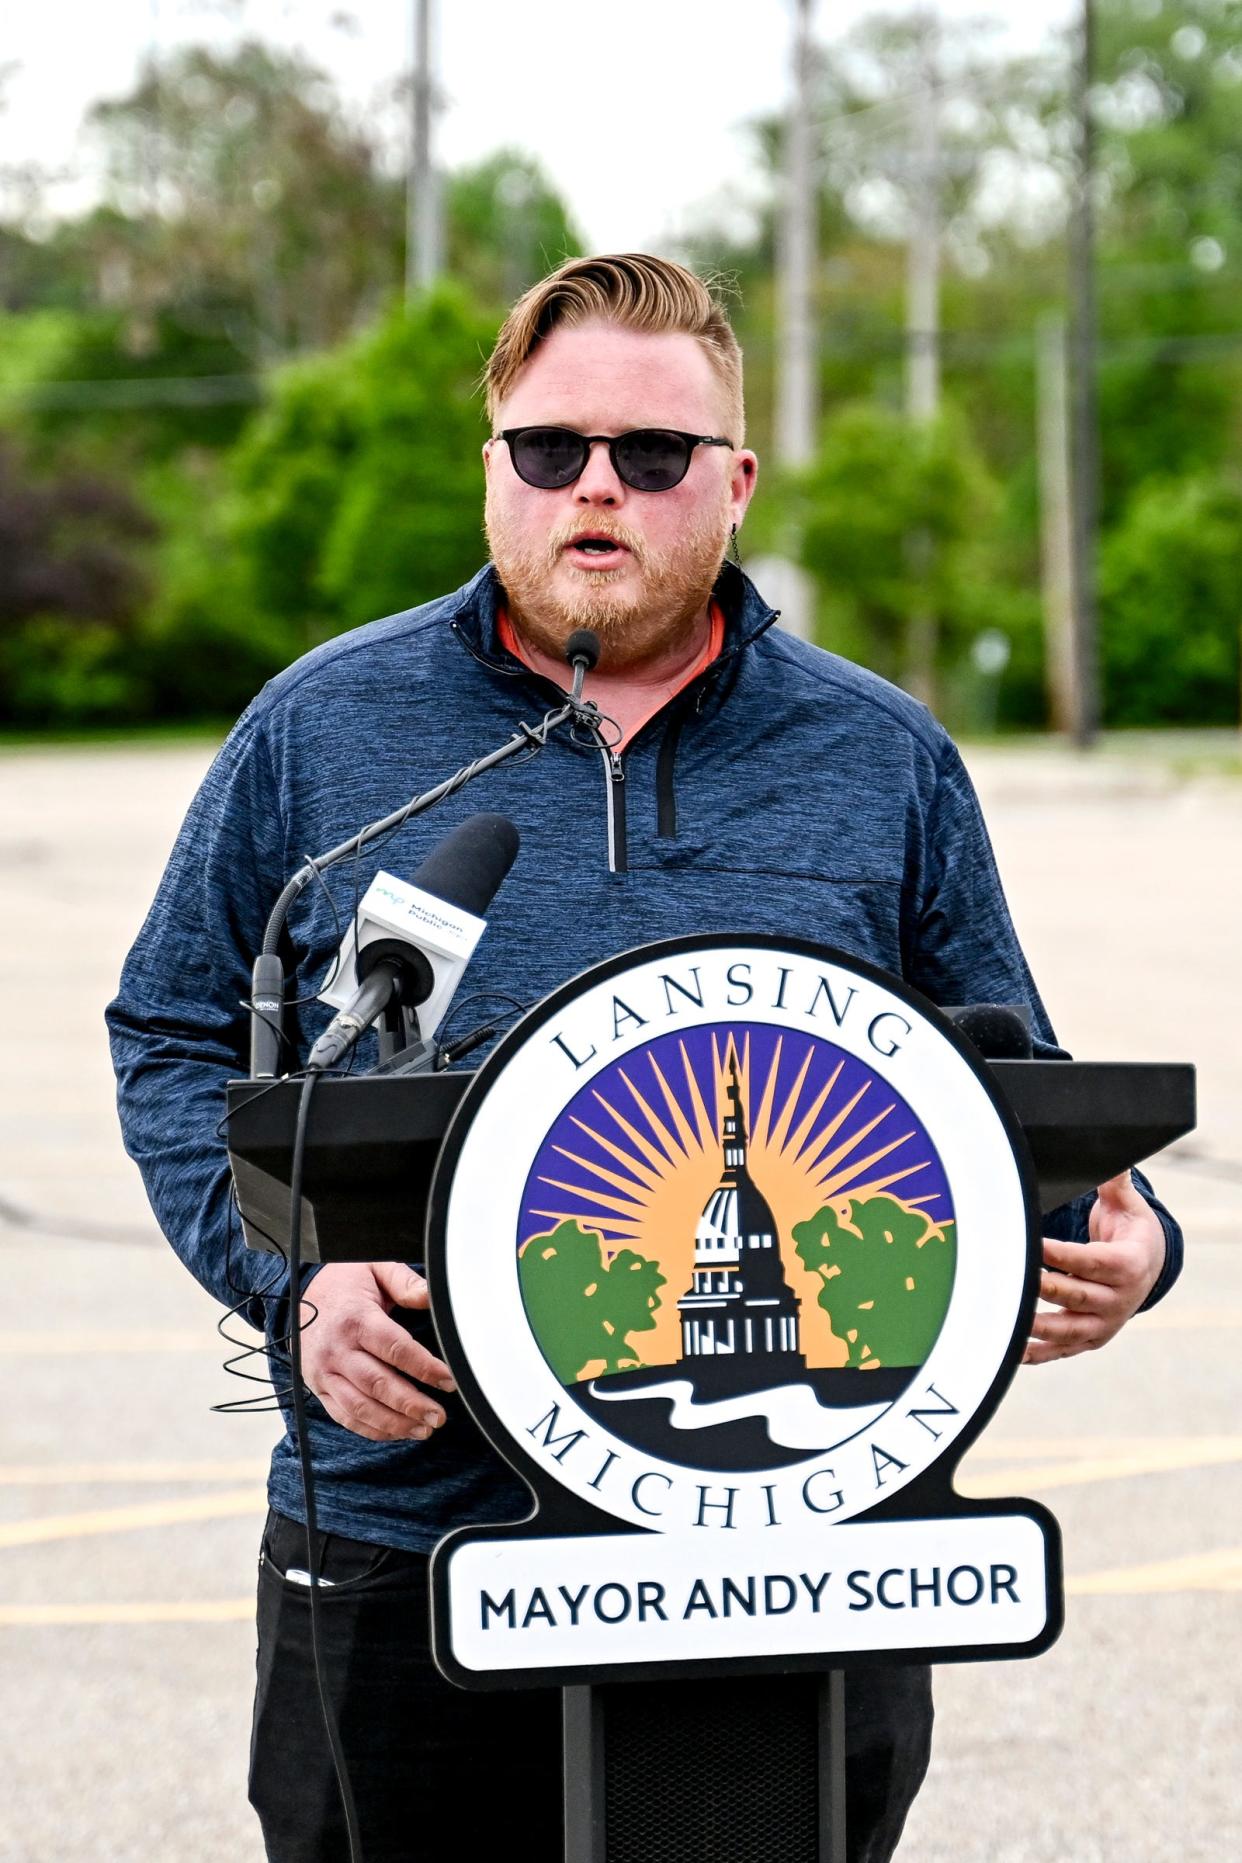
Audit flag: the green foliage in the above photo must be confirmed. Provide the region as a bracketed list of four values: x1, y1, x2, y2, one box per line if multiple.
[0, 310, 83, 390]
[124, 284, 498, 720]
[445, 151, 582, 308]
[0, 51, 588, 730]
[519, 1221, 666, 1383]
[84, 41, 400, 360]
[8, 302, 258, 470]
[792, 1195, 955, 1370]
[134, 456, 297, 719]
[0, 617, 148, 725]
[228, 284, 497, 640]
[0, 436, 159, 724]
[7, 9, 1242, 731]
[1099, 471, 1242, 725]
[693, 0, 1242, 731]
[789, 402, 1000, 687]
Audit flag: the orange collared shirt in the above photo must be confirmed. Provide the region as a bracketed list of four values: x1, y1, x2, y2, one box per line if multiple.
[497, 601, 725, 752]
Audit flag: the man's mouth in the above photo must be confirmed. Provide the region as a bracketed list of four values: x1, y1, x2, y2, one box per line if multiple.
[564, 533, 632, 568]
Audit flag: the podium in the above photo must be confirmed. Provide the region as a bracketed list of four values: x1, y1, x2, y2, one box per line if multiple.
[226, 1059, 1193, 1267]
[227, 945, 1194, 1863]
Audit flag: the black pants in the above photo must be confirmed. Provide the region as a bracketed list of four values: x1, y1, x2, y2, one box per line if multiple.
[250, 1510, 933, 1862]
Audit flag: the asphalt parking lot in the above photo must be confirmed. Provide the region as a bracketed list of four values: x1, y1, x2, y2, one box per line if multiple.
[1, 735, 1238, 1861]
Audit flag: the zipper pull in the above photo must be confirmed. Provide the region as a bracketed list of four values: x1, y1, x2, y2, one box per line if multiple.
[609, 752, 626, 784]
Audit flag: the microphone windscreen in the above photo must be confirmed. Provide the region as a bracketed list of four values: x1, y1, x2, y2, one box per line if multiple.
[411, 813, 520, 917]
[565, 628, 601, 672]
[949, 1004, 1033, 1059]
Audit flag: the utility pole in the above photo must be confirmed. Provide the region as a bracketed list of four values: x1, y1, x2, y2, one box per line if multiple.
[1036, 314, 1079, 734]
[770, 0, 819, 641]
[903, 19, 941, 707]
[905, 40, 940, 424]
[146, 0, 162, 218]
[777, 0, 817, 469]
[1066, 0, 1101, 746]
[406, 0, 442, 301]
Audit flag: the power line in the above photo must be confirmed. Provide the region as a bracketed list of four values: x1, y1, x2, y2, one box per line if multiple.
[0, 373, 263, 410]
[5, 324, 1241, 415]
[817, 326, 1242, 364]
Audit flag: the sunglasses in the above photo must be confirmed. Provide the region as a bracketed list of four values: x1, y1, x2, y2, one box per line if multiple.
[496, 426, 734, 493]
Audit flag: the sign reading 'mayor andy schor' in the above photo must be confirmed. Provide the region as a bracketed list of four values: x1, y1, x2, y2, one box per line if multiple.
[426, 936, 1062, 1688]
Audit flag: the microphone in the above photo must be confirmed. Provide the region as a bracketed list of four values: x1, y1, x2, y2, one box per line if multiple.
[308, 812, 520, 1072]
[249, 951, 287, 1079]
[565, 628, 601, 702]
[947, 1004, 1033, 1060]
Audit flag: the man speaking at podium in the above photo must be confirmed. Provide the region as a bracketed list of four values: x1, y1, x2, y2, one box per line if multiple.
[108, 254, 1181, 1861]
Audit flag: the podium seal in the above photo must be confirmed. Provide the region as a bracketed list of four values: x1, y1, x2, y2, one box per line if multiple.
[427, 935, 1062, 1686]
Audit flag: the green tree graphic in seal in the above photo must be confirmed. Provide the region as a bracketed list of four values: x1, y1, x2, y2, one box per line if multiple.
[792, 1193, 956, 1370]
[519, 1220, 666, 1383]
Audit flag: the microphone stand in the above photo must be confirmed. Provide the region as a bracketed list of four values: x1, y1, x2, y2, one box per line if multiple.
[249, 648, 601, 1079]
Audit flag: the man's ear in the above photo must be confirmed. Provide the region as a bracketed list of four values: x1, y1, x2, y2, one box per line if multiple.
[730, 447, 759, 520]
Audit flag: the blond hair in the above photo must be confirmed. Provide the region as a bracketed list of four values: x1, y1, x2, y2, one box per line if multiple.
[484, 252, 744, 439]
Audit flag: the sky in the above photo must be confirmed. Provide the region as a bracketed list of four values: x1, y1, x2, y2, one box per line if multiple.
[1, 0, 1079, 251]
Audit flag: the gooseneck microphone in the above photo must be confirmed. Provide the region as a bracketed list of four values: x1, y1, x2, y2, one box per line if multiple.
[566, 628, 601, 701]
[249, 654, 601, 1079]
[307, 812, 520, 1073]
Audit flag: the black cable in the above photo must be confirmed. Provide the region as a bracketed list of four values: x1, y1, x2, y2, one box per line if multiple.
[434, 989, 530, 1047]
[214, 1112, 304, 1413]
[572, 700, 623, 753]
[285, 1070, 364, 1861]
[239, 998, 291, 1066]
[298, 850, 347, 1002]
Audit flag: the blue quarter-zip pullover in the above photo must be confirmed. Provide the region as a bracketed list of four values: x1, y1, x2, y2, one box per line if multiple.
[106, 563, 1181, 1550]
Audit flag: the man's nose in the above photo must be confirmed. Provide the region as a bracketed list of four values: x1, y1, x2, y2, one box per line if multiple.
[574, 438, 627, 506]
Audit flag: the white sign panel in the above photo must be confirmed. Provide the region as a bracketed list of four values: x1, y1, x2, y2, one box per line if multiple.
[446, 1513, 1051, 1674]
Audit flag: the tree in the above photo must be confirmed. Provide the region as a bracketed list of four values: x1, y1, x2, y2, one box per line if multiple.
[223, 282, 498, 647]
[789, 400, 999, 688]
[519, 1221, 666, 1383]
[0, 438, 155, 722]
[445, 151, 582, 309]
[792, 1193, 955, 1370]
[1098, 470, 1242, 725]
[679, 1, 1242, 731]
[84, 41, 401, 362]
[9, 298, 259, 471]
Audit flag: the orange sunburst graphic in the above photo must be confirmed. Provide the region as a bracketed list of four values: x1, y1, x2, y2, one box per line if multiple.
[522, 1027, 951, 1371]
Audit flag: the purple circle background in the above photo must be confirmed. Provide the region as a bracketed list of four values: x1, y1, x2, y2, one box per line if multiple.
[519, 1019, 955, 1253]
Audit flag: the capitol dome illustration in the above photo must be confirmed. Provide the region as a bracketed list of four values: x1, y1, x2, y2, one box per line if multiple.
[676, 1058, 806, 1394]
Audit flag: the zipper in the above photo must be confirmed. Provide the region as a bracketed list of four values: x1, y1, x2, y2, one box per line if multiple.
[602, 747, 627, 873]
[453, 615, 635, 872]
[449, 587, 782, 874]
[656, 707, 685, 839]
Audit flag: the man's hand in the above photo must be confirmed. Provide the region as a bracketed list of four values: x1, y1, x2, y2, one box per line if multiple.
[298, 1262, 456, 1441]
[1023, 1172, 1167, 1366]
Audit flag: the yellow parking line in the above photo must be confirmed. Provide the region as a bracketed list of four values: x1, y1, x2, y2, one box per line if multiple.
[959, 1440, 1242, 1498]
[0, 1489, 265, 1549]
[0, 1330, 259, 1355]
[0, 1600, 254, 1626]
[0, 1461, 269, 1486]
[1069, 1548, 1242, 1596]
